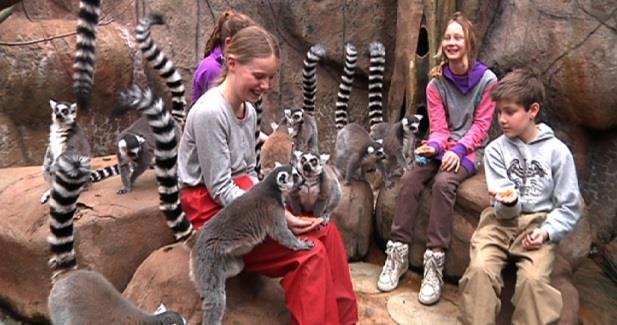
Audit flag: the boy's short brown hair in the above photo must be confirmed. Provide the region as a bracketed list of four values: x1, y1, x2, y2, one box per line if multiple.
[491, 68, 545, 111]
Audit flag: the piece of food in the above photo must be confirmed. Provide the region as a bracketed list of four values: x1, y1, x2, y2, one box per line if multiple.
[415, 145, 433, 156]
[495, 188, 517, 202]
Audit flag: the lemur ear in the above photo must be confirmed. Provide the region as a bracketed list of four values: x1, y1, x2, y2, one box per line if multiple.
[274, 161, 283, 168]
[401, 117, 409, 126]
[49, 99, 57, 109]
[320, 154, 330, 163]
[376, 139, 383, 144]
[284, 109, 291, 118]
[118, 139, 127, 150]
[414, 114, 423, 121]
[367, 146, 375, 153]
[294, 150, 302, 160]
[270, 121, 279, 131]
[70, 103, 77, 111]
[136, 135, 146, 144]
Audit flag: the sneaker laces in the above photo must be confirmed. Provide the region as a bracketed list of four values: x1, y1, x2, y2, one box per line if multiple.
[423, 254, 444, 288]
[383, 243, 406, 276]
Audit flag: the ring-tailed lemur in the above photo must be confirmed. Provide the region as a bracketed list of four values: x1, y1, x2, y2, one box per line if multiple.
[333, 43, 386, 185]
[368, 41, 385, 132]
[291, 45, 325, 153]
[364, 41, 423, 184]
[46, 147, 186, 325]
[259, 110, 295, 179]
[41, 100, 92, 204]
[334, 43, 357, 131]
[190, 163, 313, 325]
[72, 0, 101, 112]
[286, 150, 341, 224]
[89, 13, 187, 191]
[136, 13, 187, 129]
[116, 85, 193, 241]
[373, 114, 423, 187]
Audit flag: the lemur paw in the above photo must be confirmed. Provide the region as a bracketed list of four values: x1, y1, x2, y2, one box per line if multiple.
[116, 187, 131, 195]
[40, 190, 51, 204]
[296, 239, 314, 250]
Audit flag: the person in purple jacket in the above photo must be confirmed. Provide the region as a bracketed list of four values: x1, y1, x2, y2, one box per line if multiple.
[377, 12, 497, 305]
[191, 10, 255, 106]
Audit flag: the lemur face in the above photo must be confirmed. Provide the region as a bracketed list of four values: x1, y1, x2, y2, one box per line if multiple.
[50, 99, 77, 125]
[402, 114, 423, 134]
[296, 151, 328, 177]
[289, 108, 304, 125]
[118, 134, 145, 162]
[274, 164, 304, 192]
[367, 141, 386, 160]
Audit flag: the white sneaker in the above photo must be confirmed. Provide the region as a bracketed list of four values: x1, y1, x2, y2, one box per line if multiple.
[377, 240, 409, 292]
[418, 249, 445, 305]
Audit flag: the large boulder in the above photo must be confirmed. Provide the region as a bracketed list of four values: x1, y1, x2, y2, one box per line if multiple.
[123, 244, 291, 325]
[331, 180, 375, 261]
[0, 157, 176, 320]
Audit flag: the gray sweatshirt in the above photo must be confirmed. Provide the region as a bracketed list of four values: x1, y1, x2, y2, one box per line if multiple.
[483, 123, 581, 242]
[178, 86, 258, 206]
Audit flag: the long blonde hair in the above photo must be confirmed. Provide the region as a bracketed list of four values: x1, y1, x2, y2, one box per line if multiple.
[217, 26, 280, 85]
[430, 12, 477, 78]
[203, 10, 256, 58]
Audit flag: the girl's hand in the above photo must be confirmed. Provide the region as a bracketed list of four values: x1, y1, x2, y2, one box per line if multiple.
[415, 144, 436, 157]
[490, 187, 518, 205]
[285, 211, 323, 235]
[522, 228, 549, 250]
[440, 150, 460, 173]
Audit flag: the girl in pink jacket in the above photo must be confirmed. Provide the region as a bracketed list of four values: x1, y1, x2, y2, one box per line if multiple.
[377, 12, 497, 306]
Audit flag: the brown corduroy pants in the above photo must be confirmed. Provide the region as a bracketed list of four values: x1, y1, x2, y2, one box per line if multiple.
[390, 160, 470, 249]
[458, 207, 563, 325]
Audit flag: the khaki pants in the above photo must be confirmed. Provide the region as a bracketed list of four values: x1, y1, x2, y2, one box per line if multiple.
[458, 207, 562, 325]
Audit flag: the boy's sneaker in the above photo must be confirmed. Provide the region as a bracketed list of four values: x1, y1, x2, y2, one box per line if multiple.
[377, 240, 409, 292]
[418, 249, 445, 305]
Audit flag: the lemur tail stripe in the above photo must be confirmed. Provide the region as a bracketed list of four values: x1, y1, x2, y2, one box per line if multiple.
[135, 13, 187, 129]
[48, 151, 91, 276]
[335, 43, 358, 130]
[254, 98, 264, 175]
[72, 0, 101, 112]
[368, 42, 386, 131]
[90, 164, 120, 182]
[302, 44, 326, 116]
[119, 85, 193, 241]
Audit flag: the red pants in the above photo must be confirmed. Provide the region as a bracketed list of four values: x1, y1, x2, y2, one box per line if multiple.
[181, 176, 358, 325]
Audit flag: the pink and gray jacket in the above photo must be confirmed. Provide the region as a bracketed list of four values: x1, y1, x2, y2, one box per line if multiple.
[426, 62, 497, 174]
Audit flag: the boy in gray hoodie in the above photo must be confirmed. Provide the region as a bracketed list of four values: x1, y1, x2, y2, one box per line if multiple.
[458, 68, 581, 324]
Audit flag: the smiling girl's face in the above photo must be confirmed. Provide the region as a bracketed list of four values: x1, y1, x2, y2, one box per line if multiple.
[228, 54, 279, 103]
[442, 21, 467, 65]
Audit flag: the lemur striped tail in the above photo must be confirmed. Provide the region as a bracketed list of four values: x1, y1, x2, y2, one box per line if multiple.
[368, 42, 386, 132]
[135, 14, 187, 129]
[48, 151, 91, 277]
[118, 85, 193, 241]
[90, 164, 120, 183]
[302, 44, 326, 116]
[254, 97, 265, 176]
[72, 0, 101, 111]
[335, 43, 358, 130]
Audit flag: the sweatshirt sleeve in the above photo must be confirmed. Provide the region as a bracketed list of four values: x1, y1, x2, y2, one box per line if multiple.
[193, 109, 246, 206]
[426, 81, 451, 153]
[483, 141, 522, 219]
[456, 82, 497, 153]
[540, 147, 582, 242]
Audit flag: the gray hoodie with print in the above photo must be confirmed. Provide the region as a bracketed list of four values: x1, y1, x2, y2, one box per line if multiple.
[483, 123, 581, 242]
